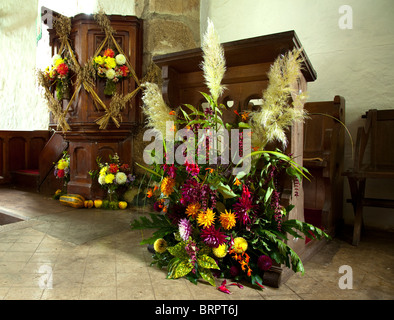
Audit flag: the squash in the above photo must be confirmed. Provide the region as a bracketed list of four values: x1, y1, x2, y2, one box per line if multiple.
[84, 200, 94, 208]
[59, 194, 85, 208]
[118, 201, 127, 210]
[94, 199, 103, 208]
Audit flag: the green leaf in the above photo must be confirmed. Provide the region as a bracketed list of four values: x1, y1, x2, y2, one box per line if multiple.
[264, 187, 273, 204]
[197, 254, 219, 270]
[167, 241, 189, 260]
[179, 107, 191, 121]
[135, 162, 162, 178]
[199, 268, 216, 287]
[200, 92, 214, 106]
[217, 182, 237, 199]
[167, 257, 180, 278]
[172, 260, 194, 279]
[251, 274, 264, 289]
[238, 121, 251, 129]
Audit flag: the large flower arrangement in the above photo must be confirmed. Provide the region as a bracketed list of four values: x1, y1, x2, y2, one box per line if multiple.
[131, 20, 330, 291]
[93, 48, 130, 96]
[44, 54, 71, 100]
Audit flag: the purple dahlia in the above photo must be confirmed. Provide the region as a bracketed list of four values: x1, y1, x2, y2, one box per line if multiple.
[257, 255, 272, 271]
[200, 225, 227, 248]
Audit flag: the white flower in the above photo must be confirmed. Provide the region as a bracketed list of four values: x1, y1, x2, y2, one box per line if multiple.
[115, 172, 127, 184]
[52, 54, 62, 65]
[98, 175, 106, 185]
[115, 54, 126, 65]
[106, 68, 116, 80]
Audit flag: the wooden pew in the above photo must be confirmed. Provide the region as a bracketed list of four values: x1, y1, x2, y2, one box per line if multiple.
[303, 96, 345, 240]
[0, 130, 50, 189]
[343, 109, 394, 246]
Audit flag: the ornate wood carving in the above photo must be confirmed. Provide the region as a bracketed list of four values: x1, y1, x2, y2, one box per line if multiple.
[47, 14, 143, 199]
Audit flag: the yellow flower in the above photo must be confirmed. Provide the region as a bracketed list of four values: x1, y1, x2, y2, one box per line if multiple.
[105, 57, 116, 69]
[197, 208, 215, 229]
[54, 58, 64, 66]
[161, 177, 175, 196]
[186, 203, 201, 219]
[212, 244, 227, 258]
[219, 209, 237, 230]
[94, 56, 105, 65]
[104, 174, 115, 184]
[57, 159, 69, 170]
[153, 238, 167, 253]
[233, 237, 248, 254]
[99, 167, 107, 176]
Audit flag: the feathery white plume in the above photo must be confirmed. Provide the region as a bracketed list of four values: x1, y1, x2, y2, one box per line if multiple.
[201, 19, 226, 104]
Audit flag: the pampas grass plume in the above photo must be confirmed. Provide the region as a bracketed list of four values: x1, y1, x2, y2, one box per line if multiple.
[201, 19, 226, 104]
[141, 82, 177, 138]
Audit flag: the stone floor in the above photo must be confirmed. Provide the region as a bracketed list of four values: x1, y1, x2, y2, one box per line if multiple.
[0, 186, 393, 300]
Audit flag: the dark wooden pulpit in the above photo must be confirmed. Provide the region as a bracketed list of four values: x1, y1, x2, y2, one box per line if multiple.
[48, 14, 143, 199]
[153, 30, 318, 285]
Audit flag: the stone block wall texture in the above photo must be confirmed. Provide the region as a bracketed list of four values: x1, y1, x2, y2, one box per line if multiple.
[135, 0, 200, 73]
[201, 0, 394, 230]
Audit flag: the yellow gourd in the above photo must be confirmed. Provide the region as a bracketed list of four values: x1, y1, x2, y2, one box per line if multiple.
[118, 201, 127, 210]
[94, 199, 103, 208]
[59, 194, 85, 208]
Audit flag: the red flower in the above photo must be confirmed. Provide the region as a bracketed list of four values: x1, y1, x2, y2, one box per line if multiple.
[104, 48, 115, 58]
[109, 163, 119, 174]
[233, 185, 256, 225]
[119, 65, 129, 77]
[57, 169, 65, 178]
[185, 161, 200, 176]
[200, 225, 227, 248]
[56, 63, 69, 76]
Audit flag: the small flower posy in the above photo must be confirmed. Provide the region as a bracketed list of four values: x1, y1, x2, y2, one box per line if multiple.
[54, 151, 70, 181]
[93, 48, 130, 96]
[44, 54, 71, 100]
[90, 153, 135, 203]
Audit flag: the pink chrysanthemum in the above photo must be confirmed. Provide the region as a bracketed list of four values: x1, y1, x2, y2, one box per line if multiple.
[200, 225, 227, 248]
[178, 218, 192, 241]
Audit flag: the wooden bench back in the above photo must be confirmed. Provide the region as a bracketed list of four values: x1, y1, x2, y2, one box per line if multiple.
[356, 109, 394, 172]
[303, 95, 345, 164]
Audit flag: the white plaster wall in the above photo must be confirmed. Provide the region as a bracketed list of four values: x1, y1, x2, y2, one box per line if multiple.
[0, 0, 135, 131]
[201, 0, 394, 230]
[0, 0, 48, 130]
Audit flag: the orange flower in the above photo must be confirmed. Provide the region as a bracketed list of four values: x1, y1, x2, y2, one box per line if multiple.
[146, 189, 153, 198]
[233, 178, 242, 186]
[186, 203, 201, 219]
[104, 48, 115, 58]
[161, 177, 176, 196]
[241, 112, 250, 121]
[219, 210, 236, 230]
[169, 111, 176, 116]
[205, 168, 214, 174]
[229, 248, 252, 277]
